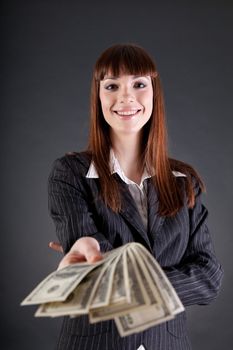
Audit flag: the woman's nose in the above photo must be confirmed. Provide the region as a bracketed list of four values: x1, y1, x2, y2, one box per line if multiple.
[119, 88, 135, 103]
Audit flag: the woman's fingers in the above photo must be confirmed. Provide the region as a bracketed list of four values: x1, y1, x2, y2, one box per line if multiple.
[70, 237, 103, 263]
[85, 246, 103, 263]
[49, 241, 64, 253]
[49, 237, 103, 269]
[58, 251, 86, 270]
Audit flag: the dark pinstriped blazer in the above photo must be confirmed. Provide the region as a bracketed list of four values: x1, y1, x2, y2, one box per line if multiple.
[48, 152, 223, 350]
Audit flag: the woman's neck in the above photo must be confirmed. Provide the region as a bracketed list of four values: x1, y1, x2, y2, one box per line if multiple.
[111, 132, 144, 184]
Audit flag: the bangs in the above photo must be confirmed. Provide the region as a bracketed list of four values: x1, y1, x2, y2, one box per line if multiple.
[94, 44, 157, 81]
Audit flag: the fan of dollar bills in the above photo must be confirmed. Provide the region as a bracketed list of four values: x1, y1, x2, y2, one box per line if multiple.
[21, 242, 184, 337]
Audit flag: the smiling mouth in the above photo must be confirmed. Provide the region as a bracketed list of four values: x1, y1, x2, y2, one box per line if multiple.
[114, 109, 141, 116]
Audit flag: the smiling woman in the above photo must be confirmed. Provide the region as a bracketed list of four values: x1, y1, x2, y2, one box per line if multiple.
[48, 43, 223, 350]
[99, 74, 153, 135]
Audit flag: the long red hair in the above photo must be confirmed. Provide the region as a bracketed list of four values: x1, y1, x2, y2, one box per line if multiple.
[87, 43, 204, 216]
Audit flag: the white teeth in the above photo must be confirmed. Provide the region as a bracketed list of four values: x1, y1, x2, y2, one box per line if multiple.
[116, 110, 139, 116]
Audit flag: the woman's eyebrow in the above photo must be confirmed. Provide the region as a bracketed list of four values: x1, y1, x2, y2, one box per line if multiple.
[133, 75, 150, 80]
[102, 76, 117, 80]
[103, 75, 150, 81]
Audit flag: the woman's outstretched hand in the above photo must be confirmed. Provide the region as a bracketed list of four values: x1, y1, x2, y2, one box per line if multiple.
[49, 237, 103, 270]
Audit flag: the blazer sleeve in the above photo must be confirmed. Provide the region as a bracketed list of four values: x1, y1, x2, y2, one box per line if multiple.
[164, 180, 224, 307]
[48, 157, 113, 254]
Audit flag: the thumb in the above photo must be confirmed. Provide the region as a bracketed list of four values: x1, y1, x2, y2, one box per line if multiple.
[71, 237, 103, 263]
[85, 246, 103, 263]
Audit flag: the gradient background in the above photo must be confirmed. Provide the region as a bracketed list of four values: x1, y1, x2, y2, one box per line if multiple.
[1, 1, 232, 349]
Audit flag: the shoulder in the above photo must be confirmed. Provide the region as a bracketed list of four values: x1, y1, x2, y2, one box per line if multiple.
[49, 151, 92, 178]
[169, 157, 205, 196]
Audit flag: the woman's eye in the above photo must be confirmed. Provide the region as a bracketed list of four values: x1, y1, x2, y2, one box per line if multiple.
[104, 81, 146, 91]
[105, 84, 117, 90]
[134, 82, 146, 88]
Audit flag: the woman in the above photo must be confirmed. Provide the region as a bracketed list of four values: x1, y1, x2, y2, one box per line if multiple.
[48, 43, 223, 350]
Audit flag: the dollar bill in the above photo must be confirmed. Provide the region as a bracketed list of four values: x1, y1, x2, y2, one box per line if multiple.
[89, 248, 149, 323]
[128, 247, 173, 318]
[114, 304, 174, 337]
[35, 265, 103, 317]
[35, 247, 126, 318]
[21, 242, 185, 337]
[22, 246, 124, 306]
[89, 254, 119, 308]
[113, 246, 176, 336]
[21, 262, 102, 305]
[133, 244, 184, 315]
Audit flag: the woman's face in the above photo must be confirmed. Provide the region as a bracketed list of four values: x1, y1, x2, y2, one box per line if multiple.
[99, 74, 153, 136]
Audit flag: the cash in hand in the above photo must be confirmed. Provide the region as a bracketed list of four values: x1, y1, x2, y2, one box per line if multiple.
[21, 243, 184, 337]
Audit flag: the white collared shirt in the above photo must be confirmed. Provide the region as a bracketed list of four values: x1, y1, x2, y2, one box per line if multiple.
[86, 150, 186, 229]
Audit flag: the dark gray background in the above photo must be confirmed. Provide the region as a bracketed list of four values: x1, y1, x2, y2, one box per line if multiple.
[1, 0, 232, 349]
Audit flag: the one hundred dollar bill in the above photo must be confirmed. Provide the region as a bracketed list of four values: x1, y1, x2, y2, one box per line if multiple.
[21, 262, 102, 305]
[22, 245, 125, 306]
[21, 242, 185, 338]
[133, 244, 185, 315]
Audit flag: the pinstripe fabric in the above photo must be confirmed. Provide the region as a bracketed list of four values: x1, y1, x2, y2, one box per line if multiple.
[48, 152, 223, 350]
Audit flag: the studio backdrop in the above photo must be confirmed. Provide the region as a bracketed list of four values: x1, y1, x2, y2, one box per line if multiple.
[1, 1, 232, 349]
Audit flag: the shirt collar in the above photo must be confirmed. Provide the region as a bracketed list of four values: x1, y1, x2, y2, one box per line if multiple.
[86, 149, 186, 185]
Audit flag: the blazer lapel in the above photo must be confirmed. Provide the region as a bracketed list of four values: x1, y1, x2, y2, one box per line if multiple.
[147, 178, 165, 244]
